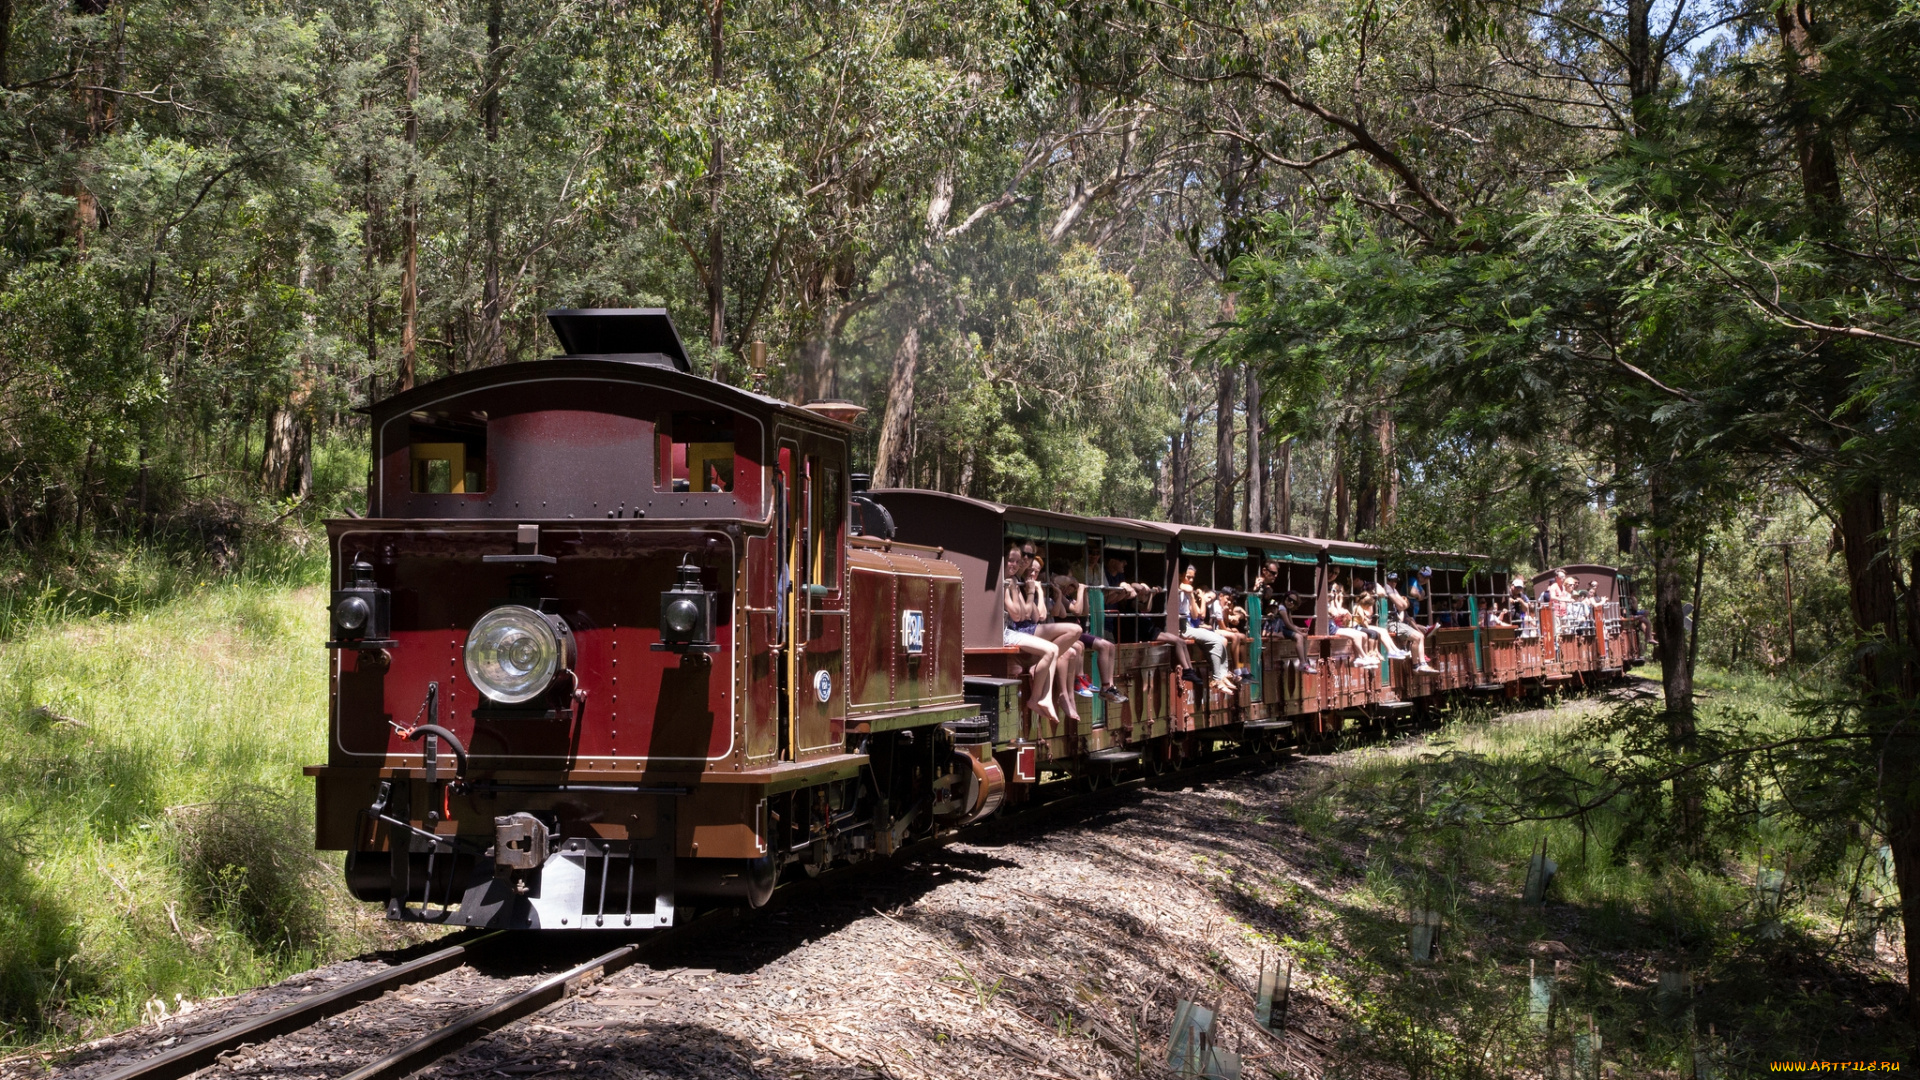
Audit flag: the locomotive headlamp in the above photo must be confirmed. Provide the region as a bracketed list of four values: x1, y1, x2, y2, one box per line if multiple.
[655, 562, 718, 652]
[327, 559, 392, 648]
[465, 604, 574, 704]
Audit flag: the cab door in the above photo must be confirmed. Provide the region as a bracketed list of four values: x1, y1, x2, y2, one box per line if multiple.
[780, 436, 847, 759]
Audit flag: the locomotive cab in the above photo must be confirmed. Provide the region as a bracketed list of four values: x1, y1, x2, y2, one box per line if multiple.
[310, 310, 992, 929]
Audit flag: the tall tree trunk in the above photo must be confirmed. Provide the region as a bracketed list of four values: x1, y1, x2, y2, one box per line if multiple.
[1277, 437, 1292, 534]
[1647, 466, 1705, 848]
[398, 31, 420, 391]
[1317, 442, 1334, 538]
[1213, 363, 1236, 529]
[799, 283, 842, 401]
[1624, 0, 1657, 134]
[871, 319, 923, 487]
[1648, 469, 1696, 720]
[1777, 0, 1920, 1020]
[1, 0, 14, 87]
[706, 0, 726, 351]
[363, 146, 378, 384]
[1246, 373, 1266, 533]
[1169, 417, 1190, 525]
[261, 395, 313, 498]
[1354, 433, 1377, 535]
[478, 0, 505, 368]
[1333, 440, 1349, 542]
[1777, 0, 1844, 230]
[1377, 410, 1397, 526]
[68, 0, 114, 254]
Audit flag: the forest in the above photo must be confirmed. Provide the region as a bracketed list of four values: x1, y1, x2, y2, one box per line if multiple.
[2, 0, 1919, 1068]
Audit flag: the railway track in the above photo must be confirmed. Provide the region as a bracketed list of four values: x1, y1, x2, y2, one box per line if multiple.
[77, 737, 1333, 1080]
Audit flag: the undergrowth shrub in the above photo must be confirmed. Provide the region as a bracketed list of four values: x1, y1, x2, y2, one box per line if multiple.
[1287, 671, 1912, 1070]
[168, 787, 334, 954]
[0, 811, 83, 1042]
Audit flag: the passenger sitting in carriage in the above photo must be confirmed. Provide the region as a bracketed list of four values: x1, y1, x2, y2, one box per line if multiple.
[1047, 558, 1128, 704]
[1101, 554, 1159, 643]
[1327, 578, 1381, 668]
[1269, 591, 1318, 673]
[1216, 586, 1254, 677]
[1178, 565, 1235, 691]
[1353, 583, 1411, 662]
[1022, 551, 1088, 724]
[1255, 561, 1288, 633]
[1379, 573, 1438, 674]
[1001, 544, 1062, 724]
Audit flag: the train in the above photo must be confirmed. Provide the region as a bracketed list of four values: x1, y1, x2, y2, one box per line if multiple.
[308, 308, 1647, 930]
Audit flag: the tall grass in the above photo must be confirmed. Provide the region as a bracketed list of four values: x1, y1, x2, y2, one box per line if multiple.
[0, 577, 419, 1049]
[1270, 671, 1909, 1077]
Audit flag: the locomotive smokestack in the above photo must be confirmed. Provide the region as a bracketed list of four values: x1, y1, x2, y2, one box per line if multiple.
[546, 308, 692, 372]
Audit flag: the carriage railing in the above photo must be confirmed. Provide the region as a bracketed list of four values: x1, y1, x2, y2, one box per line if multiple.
[1551, 600, 1598, 637]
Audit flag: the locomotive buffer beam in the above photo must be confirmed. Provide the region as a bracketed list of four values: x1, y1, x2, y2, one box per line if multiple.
[370, 784, 680, 930]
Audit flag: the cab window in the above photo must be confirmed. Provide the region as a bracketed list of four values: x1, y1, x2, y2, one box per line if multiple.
[409, 411, 487, 493]
[657, 412, 735, 493]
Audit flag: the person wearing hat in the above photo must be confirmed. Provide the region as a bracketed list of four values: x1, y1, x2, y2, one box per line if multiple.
[1406, 566, 1434, 625]
[1378, 571, 1438, 673]
[1507, 580, 1533, 629]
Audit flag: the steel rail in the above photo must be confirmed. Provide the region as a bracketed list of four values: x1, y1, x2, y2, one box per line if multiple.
[100, 932, 505, 1080]
[336, 945, 640, 1080]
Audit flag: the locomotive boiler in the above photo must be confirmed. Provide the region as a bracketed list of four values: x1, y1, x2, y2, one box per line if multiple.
[307, 309, 1002, 929]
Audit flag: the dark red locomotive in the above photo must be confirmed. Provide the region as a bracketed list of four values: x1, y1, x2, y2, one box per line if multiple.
[308, 310, 1000, 929]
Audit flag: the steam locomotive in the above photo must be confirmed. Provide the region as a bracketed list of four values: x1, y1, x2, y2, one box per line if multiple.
[308, 309, 1644, 930]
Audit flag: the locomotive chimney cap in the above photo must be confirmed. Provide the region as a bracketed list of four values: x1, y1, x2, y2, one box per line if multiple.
[545, 308, 692, 372]
[802, 399, 867, 425]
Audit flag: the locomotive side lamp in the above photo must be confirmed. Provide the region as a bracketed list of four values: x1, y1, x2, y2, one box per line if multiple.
[327, 558, 393, 649]
[655, 560, 720, 653]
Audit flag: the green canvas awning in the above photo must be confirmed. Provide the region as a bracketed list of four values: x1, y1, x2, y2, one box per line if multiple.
[1181, 541, 1215, 557]
[1264, 548, 1319, 565]
[1138, 540, 1167, 554]
[1329, 554, 1377, 567]
[1215, 544, 1249, 559]
[1048, 526, 1087, 544]
[1004, 521, 1044, 539]
[1101, 535, 1138, 553]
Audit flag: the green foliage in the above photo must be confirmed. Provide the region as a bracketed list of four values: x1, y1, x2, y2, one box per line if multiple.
[1283, 676, 1911, 1071]
[0, 580, 423, 1047]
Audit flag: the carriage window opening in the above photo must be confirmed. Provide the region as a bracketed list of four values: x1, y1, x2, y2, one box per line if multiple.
[815, 463, 842, 588]
[409, 411, 487, 494]
[657, 412, 735, 493]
